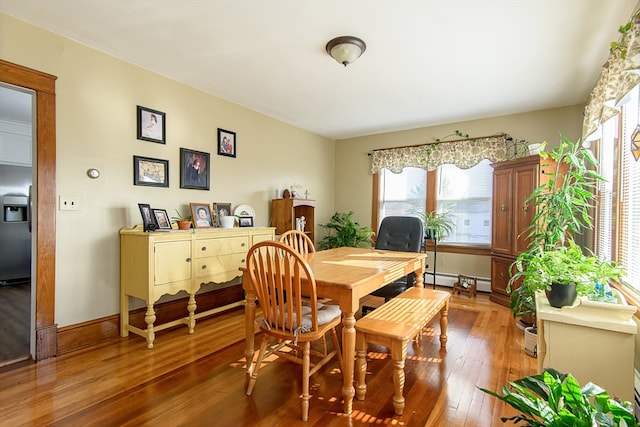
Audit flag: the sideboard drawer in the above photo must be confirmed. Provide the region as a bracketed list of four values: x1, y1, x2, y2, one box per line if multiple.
[196, 236, 249, 257]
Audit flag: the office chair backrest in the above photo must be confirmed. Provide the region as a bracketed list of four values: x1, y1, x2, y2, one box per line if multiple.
[375, 216, 424, 253]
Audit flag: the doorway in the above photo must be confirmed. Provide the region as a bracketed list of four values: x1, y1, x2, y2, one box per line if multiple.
[0, 83, 33, 366]
[0, 59, 57, 365]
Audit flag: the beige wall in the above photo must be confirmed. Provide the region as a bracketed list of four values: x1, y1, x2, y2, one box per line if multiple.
[0, 13, 335, 326]
[334, 107, 584, 279]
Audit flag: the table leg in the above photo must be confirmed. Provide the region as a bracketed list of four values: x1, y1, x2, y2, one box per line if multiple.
[439, 299, 449, 349]
[414, 260, 425, 288]
[341, 311, 356, 414]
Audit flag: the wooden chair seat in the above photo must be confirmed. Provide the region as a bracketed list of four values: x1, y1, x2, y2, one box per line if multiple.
[245, 241, 343, 422]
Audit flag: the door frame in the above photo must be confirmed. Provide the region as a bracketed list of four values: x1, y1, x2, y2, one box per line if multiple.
[0, 59, 57, 360]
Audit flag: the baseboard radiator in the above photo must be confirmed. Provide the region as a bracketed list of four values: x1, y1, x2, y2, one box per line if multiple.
[427, 272, 491, 293]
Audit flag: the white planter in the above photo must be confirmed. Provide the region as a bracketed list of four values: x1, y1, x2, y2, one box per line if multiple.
[524, 326, 537, 358]
[220, 216, 235, 228]
[528, 143, 542, 155]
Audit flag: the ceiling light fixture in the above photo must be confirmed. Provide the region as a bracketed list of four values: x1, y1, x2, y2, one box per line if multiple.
[325, 36, 366, 67]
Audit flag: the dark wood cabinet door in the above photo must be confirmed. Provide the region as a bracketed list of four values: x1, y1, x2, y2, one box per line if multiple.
[491, 168, 513, 255]
[513, 164, 538, 254]
[489, 256, 514, 307]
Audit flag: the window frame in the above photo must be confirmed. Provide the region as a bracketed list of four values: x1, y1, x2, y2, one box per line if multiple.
[372, 168, 491, 256]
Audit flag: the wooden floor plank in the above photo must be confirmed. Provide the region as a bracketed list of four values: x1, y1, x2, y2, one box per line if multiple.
[0, 289, 537, 426]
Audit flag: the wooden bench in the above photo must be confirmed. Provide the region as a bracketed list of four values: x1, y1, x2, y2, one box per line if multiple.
[355, 287, 450, 415]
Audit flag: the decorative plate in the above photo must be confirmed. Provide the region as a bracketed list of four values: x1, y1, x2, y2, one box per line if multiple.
[234, 204, 255, 218]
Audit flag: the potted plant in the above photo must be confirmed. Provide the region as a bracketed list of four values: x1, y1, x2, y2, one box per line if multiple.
[507, 135, 610, 314]
[417, 211, 455, 241]
[172, 209, 192, 230]
[479, 368, 637, 426]
[510, 242, 623, 308]
[316, 211, 374, 250]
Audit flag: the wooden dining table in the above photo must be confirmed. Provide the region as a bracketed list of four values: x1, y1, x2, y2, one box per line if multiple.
[241, 246, 427, 415]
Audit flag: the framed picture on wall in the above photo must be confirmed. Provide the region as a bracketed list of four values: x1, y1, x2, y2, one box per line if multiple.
[180, 148, 210, 190]
[137, 105, 166, 144]
[133, 155, 169, 187]
[217, 128, 236, 158]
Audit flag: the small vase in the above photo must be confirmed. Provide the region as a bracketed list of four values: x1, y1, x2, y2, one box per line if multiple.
[220, 216, 235, 228]
[545, 283, 577, 308]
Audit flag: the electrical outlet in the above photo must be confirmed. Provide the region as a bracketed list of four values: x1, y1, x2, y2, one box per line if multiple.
[59, 196, 79, 211]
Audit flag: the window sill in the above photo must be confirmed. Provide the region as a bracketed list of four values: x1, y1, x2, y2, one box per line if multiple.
[423, 242, 491, 256]
[611, 283, 640, 320]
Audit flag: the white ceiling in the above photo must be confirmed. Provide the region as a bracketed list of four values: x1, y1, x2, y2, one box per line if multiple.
[0, 1, 637, 139]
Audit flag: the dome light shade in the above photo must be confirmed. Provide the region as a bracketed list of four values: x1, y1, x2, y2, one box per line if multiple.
[326, 36, 366, 66]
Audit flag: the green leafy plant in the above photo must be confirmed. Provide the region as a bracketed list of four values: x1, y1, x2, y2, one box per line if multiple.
[525, 135, 603, 252]
[610, 20, 634, 59]
[316, 211, 374, 250]
[479, 368, 638, 426]
[171, 209, 192, 229]
[510, 241, 623, 296]
[507, 135, 620, 318]
[171, 209, 191, 223]
[417, 211, 455, 241]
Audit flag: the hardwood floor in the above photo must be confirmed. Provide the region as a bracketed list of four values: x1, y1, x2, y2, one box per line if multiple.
[0, 281, 30, 365]
[0, 289, 537, 426]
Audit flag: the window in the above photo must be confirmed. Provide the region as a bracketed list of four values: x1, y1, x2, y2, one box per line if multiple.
[436, 160, 492, 244]
[374, 160, 492, 245]
[377, 167, 426, 221]
[595, 84, 640, 293]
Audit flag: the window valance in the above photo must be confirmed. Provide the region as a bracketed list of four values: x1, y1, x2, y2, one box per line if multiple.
[369, 133, 513, 174]
[583, 10, 640, 140]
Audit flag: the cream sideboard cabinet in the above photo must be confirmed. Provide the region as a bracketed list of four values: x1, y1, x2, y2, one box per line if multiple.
[536, 292, 637, 402]
[120, 226, 275, 348]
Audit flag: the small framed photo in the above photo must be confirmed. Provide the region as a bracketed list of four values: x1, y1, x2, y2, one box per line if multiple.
[180, 148, 210, 190]
[238, 216, 254, 228]
[137, 105, 166, 144]
[152, 208, 172, 230]
[217, 128, 236, 158]
[133, 155, 169, 187]
[138, 203, 157, 231]
[190, 203, 214, 228]
[212, 202, 232, 226]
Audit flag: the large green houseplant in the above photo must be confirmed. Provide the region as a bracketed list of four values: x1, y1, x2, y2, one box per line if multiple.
[417, 211, 455, 241]
[508, 135, 619, 314]
[479, 368, 638, 426]
[317, 211, 374, 250]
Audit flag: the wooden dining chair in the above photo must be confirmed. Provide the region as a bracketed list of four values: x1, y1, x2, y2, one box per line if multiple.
[279, 230, 316, 255]
[245, 241, 342, 422]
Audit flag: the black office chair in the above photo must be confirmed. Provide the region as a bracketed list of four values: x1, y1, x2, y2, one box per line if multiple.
[361, 216, 424, 316]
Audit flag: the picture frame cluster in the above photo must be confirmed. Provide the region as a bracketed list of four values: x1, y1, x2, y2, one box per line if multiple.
[137, 201, 254, 231]
[133, 104, 236, 189]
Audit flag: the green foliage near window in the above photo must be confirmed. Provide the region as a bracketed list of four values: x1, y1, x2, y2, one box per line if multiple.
[316, 211, 374, 250]
[479, 368, 638, 426]
[416, 211, 455, 241]
[525, 135, 602, 252]
[508, 135, 623, 318]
